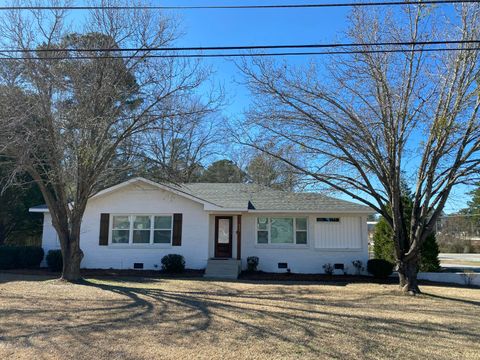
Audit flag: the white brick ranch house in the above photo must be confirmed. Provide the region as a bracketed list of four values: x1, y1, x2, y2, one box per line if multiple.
[30, 177, 374, 278]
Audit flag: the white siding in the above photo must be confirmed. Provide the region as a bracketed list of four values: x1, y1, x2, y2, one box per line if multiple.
[38, 181, 370, 274]
[241, 213, 369, 274]
[40, 213, 60, 266]
[40, 182, 210, 270]
[314, 217, 362, 249]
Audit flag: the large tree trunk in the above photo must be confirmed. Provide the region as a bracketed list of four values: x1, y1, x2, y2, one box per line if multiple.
[61, 244, 84, 281]
[57, 223, 84, 282]
[397, 257, 420, 295]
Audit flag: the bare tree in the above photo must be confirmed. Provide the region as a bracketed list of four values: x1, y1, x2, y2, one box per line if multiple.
[138, 100, 223, 183]
[0, 1, 219, 281]
[246, 144, 300, 191]
[237, 4, 480, 294]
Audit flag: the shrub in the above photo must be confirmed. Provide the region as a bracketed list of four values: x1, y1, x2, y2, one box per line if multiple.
[373, 217, 441, 271]
[372, 218, 395, 263]
[0, 246, 18, 269]
[367, 259, 394, 278]
[419, 233, 441, 272]
[161, 254, 185, 273]
[46, 250, 63, 272]
[352, 260, 364, 275]
[322, 263, 334, 276]
[0, 246, 44, 269]
[246, 256, 259, 272]
[17, 246, 44, 268]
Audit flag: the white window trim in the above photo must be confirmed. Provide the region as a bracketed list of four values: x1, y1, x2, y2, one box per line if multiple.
[256, 216, 308, 246]
[109, 214, 173, 247]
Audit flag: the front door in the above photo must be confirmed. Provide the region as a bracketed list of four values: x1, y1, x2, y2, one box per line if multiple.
[215, 216, 233, 258]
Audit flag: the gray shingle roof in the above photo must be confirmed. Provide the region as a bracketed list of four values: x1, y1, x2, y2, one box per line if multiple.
[181, 183, 372, 213]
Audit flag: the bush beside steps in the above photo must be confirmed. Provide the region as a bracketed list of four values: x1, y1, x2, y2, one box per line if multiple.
[161, 254, 185, 273]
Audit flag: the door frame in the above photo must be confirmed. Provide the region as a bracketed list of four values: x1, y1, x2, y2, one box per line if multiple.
[214, 216, 233, 258]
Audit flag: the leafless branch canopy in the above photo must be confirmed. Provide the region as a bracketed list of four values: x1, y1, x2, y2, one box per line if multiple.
[237, 4, 480, 269]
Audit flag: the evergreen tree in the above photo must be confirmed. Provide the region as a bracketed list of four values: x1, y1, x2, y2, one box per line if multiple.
[373, 180, 440, 272]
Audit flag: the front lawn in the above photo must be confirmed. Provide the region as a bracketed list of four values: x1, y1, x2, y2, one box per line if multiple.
[0, 274, 479, 359]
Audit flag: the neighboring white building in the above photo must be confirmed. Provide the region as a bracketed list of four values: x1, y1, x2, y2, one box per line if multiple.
[30, 177, 374, 278]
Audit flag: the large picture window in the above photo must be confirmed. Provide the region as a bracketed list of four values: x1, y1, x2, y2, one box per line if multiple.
[256, 217, 308, 245]
[111, 215, 173, 245]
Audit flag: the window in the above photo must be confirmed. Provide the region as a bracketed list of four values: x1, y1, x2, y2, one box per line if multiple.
[154, 216, 172, 244]
[133, 216, 151, 244]
[256, 217, 308, 245]
[112, 216, 130, 244]
[111, 215, 173, 245]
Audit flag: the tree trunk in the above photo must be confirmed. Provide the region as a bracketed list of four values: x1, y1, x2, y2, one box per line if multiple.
[397, 258, 420, 295]
[58, 225, 84, 282]
[61, 246, 84, 281]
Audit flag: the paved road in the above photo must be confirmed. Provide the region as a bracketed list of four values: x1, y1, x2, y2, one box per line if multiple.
[439, 253, 480, 261]
[439, 253, 480, 272]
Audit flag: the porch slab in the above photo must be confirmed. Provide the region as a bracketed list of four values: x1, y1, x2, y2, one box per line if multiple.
[204, 259, 241, 279]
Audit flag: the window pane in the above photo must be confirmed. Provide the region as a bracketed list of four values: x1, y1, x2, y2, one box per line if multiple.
[257, 217, 268, 230]
[296, 231, 307, 244]
[113, 216, 130, 229]
[271, 218, 294, 244]
[155, 216, 172, 229]
[257, 231, 268, 244]
[133, 230, 150, 243]
[217, 219, 230, 244]
[133, 216, 151, 230]
[154, 230, 171, 244]
[112, 229, 129, 243]
[296, 218, 307, 231]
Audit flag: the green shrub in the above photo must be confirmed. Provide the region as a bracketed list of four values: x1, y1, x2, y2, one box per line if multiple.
[419, 233, 441, 272]
[367, 259, 394, 278]
[373, 217, 440, 272]
[161, 254, 185, 273]
[0, 246, 18, 269]
[17, 246, 44, 268]
[373, 218, 395, 263]
[0, 246, 44, 269]
[46, 250, 63, 272]
[246, 256, 259, 272]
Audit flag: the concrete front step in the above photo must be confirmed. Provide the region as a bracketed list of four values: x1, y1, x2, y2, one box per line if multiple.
[204, 259, 241, 279]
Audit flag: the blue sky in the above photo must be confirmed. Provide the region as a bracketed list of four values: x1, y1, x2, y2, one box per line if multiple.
[7, 0, 471, 212]
[161, 1, 470, 213]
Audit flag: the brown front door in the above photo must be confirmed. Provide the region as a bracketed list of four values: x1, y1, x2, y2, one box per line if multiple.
[215, 216, 233, 258]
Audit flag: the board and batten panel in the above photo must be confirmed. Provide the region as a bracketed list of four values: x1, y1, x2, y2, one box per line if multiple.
[315, 217, 362, 249]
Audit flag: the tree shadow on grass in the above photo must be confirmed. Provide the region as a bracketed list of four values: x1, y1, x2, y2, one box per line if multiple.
[1, 277, 480, 359]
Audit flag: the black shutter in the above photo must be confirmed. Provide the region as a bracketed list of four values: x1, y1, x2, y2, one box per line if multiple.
[99, 213, 110, 246]
[172, 213, 183, 246]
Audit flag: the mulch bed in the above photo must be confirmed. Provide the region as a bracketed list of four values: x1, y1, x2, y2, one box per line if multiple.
[239, 271, 399, 284]
[0, 268, 205, 278]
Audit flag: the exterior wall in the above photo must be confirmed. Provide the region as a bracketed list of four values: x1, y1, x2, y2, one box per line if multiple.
[40, 213, 60, 267]
[39, 185, 369, 273]
[40, 183, 210, 270]
[241, 213, 369, 274]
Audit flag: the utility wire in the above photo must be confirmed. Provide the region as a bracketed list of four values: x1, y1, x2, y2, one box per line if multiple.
[0, 46, 479, 60]
[0, 0, 478, 10]
[1, 40, 479, 54]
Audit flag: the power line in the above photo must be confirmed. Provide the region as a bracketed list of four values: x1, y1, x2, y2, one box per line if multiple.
[1, 40, 479, 54]
[0, 0, 478, 10]
[0, 46, 479, 60]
